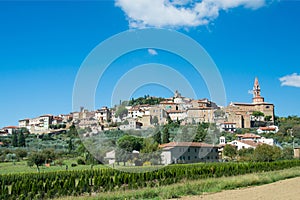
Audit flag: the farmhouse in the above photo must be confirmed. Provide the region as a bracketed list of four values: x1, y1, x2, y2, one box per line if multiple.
[160, 142, 219, 165]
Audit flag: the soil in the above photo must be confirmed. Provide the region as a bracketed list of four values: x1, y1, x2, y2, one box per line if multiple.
[178, 177, 300, 200]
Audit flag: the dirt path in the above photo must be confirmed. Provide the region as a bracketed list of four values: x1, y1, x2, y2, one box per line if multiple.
[179, 177, 300, 200]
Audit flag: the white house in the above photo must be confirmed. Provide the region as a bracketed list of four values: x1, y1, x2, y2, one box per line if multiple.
[229, 140, 261, 150]
[257, 126, 279, 134]
[95, 107, 111, 123]
[18, 119, 31, 130]
[160, 142, 219, 165]
[119, 118, 143, 130]
[167, 110, 186, 121]
[128, 106, 145, 119]
[29, 115, 53, 133]
[0, 126, 19, 136]
[104, 150, 116, 165]
[219, 122, 236, 132]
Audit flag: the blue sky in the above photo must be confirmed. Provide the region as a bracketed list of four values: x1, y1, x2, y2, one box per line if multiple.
[0, 0, 300, 127]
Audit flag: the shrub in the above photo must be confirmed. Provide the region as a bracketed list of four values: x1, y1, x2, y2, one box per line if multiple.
[71, 163, 77, 167]
[77, 158, 86, 165]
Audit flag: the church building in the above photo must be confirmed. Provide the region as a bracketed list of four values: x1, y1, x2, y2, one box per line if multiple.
[225, 77, 275, 128]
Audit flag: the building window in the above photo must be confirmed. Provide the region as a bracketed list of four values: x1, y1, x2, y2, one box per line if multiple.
[188, 156, 190, 160]
[195, 148, 197, 152]
[188, 148, 190, 152]
[266, 106, 270, 109]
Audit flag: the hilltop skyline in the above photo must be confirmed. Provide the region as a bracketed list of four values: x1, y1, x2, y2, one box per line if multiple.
[1, 1, 300, 127]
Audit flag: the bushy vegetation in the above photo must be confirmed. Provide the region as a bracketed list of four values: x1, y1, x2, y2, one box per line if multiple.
[0, 160, 300, 199]
[128, 95, 166, 106]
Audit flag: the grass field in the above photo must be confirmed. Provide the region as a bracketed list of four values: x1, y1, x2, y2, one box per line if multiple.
[56, 166, 300, 200]
[0, 159, 105, 174]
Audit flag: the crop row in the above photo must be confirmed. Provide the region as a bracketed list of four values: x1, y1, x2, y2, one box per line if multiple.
[1, 160, 300, 199]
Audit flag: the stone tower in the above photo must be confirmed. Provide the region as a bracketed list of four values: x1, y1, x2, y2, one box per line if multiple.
[252, 77, 265, 104]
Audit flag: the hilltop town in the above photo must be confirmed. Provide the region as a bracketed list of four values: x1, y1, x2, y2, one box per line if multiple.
[0, 77, 276, 136]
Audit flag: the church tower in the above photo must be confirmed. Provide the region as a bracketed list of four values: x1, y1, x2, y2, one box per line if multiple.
[252, 77, 264, 104]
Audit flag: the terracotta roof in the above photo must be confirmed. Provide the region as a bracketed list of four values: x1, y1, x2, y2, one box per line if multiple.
[231, 102, 274, 106]
[40, 114, 53, 117]
[237, 133, 261, 139]
[237, 140, 262, 147]
[3, 126, 18, 129]
[53, 116, 63, 120]
[259, 127, 276, 131]
[159, 142, 217, 148]
[167, 110, 184, 113]
[187, 107, 214, 111]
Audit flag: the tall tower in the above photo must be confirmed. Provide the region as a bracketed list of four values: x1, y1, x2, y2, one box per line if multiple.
[252, 77, 264, 104]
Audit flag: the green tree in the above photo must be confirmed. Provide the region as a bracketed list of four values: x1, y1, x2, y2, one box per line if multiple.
[252, 111, 265, 117]
[265, 115, 272, 122]
[117, 135, 143, 152]
[282, 147, 294, 160]
[15, 149, 28, 160]
[68, 124, 78, 137]
[68, 138, 74, 154]
[27, 152, 46, 172]
[153, 130, 161, 144]
[42, 149, 56, 164]
[18, 132, 26, 147]
[223, 144, 237, 160]
[12, 130, 18, 147]
[141, 138, 158, 153]
[253, 144, 282, 162]
[152, 116, 159, 125]
[193, 123, 207, 142]
[162, 127, 170, 144]
[115, 106, 128, 120]
[238, 148, 254, 161]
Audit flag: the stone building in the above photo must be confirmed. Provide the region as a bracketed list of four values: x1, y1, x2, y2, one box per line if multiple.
[225, 77, 275, 128]
[160, 142, 219, 165]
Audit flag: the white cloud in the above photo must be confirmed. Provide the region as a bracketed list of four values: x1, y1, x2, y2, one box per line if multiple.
[279, 73, 300, 88]
[115, 0, 267, 28]
[148, 48, 158, 55]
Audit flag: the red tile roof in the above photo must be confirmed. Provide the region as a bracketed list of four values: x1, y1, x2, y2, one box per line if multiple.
[3, 126, 18, 129]
[237, 140, 262, 147]
[167, 110, 184, 113]
[259, 127, 276, 131]
[237, 133, 261, 139]
[159, 142, 217, 148]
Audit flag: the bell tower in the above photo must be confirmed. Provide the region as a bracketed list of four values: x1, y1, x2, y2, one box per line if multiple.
[252, 77, 264, 104]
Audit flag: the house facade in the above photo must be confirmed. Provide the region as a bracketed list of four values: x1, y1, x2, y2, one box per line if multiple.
[160, 142, 219, 165]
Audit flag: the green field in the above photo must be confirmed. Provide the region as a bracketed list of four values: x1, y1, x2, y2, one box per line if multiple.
[0, 159, 105, 175]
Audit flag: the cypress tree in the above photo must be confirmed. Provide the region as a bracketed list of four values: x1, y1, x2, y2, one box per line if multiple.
[162, 127, 170, 144]
[18, 131, 26, 147]
[12, 130, 18, 147]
